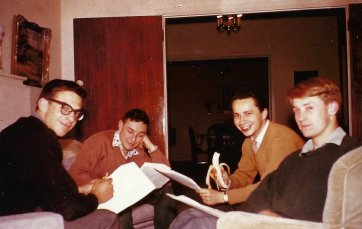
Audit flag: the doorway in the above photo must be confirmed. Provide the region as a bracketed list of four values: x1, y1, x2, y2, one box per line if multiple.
[167, 57, 269, 165]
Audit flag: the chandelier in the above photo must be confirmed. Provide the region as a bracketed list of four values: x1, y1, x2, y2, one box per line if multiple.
[216, 14, 242, 35]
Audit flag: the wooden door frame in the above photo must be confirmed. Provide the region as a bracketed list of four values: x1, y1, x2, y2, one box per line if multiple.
[348, 3, 362, 142]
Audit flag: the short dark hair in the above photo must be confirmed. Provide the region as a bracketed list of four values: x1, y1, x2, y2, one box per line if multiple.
[230, 91, 267, 113]
[39, 79, 87, 99]
[36, 79, 87, 110]
[122, 108, 150, 128]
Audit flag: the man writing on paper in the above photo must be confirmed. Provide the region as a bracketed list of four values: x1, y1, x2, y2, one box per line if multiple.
[0, 79, 119, 229]
[69, 108, 177, 229]
[197, 92, 304, 208]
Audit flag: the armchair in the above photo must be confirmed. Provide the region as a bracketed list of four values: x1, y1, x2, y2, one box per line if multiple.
[217, 146, 362, 229]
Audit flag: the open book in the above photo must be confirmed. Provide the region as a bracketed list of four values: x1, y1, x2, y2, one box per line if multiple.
[98, 162, 200, 213]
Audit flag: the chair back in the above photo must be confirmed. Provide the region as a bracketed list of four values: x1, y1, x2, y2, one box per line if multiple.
[323, 145, 362, 228]
[206, 123, 237, 153]
[189, 127, 198, 153]
[189, 127, 208, 162]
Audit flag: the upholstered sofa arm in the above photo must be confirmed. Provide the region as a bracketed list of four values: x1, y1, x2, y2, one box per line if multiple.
[0, 212, 64, 229]
[323, 145, 362, 228]
[217, 211, 324, 229]
[60, 139, 82, 171]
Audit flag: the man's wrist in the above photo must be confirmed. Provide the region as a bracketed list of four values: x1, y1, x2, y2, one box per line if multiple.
[219, 179, 231, 191]
[148, 145, 158, 153]
[223, 191, 229, 203]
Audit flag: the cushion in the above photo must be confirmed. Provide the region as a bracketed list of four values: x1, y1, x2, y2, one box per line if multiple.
[0, 212, 64, 229]
[132, 204, 154, 229]
[217, 210, 323, 229]
[323, 146, 362, 228]
[60, 139, 82, 171]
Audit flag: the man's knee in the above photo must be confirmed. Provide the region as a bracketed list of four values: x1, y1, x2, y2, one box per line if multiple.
[118, 208, 134, 229]
[64, 209, 120, 229]
[170, 208, 217, 229]
[96, 209, 120, 229]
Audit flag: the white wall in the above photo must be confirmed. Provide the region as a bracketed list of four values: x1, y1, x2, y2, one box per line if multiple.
[0, 0, 61, 78]
[0, 74, 30, 130]
[0, 0, 59, 127]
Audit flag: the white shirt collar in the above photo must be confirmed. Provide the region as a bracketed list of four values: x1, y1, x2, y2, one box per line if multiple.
[112, 130, 139, 159]
[300, 127, 346, 155]
[251, 120, 270, 149]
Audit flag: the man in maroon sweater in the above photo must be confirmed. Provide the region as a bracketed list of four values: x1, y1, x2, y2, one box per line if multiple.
[70, 108, 177, 229]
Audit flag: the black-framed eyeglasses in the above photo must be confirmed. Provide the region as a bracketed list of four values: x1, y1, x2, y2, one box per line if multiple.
[46, 98, 85, 121]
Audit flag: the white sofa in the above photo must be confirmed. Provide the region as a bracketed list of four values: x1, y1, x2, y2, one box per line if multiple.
[217, 145, 362, 229]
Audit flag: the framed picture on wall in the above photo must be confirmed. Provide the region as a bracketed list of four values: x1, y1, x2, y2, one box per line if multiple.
[11, 14, 51, 87]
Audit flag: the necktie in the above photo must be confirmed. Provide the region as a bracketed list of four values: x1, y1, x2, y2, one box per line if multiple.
[252, 139, 258, 153]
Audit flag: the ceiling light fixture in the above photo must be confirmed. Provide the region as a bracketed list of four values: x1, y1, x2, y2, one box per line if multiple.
[216, 14, 242, 35]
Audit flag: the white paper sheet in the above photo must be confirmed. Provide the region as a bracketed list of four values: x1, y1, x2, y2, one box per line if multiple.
[141, 162, 170, 189]
[154, 166, 201, 190]
[98, 162, 156, 213]
[167, 194, 225, 218]
[97, 162, 201, 213]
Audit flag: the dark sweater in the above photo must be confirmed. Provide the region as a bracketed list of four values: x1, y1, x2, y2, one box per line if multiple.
[239, 135, 360, 222]
[0, 116, 98, 221]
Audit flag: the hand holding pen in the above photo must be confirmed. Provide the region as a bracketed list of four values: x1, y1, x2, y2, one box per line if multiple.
[91, 171, 113, 203]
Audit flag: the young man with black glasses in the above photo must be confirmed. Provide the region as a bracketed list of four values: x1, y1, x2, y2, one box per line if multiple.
[0, 79, 120, 229]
